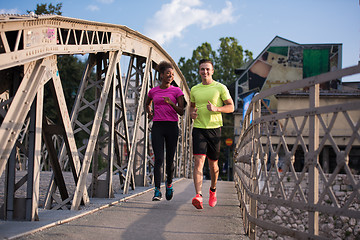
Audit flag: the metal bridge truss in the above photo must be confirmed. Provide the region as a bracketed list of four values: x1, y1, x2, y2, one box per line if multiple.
[0, 14, 191, 221]
[234, 63, 360, 239]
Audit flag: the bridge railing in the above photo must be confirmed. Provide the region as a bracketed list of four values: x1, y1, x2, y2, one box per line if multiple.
[233, 63, 360, 239]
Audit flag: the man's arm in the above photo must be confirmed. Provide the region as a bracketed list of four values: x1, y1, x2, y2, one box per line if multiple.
[189, 102, 198, 119]
[207, 98, 234, 113]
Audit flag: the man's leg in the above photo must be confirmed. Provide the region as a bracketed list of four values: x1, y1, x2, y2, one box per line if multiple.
[192, 154, 206, 209]
[208, 159, 219, 189]
[208, 160, 219, 207]
[191, 128, 207, 209]
[193, 154, 206, 195]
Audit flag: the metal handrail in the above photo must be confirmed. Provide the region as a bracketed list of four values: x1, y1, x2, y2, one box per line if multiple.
[234, 63, 360, 239]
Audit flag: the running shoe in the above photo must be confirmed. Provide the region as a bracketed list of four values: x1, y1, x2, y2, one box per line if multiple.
[165, 183, 174, 201]
[152, 187, 162, 201]
[192, 194, 203, 209]
[209, 188, 217, 207]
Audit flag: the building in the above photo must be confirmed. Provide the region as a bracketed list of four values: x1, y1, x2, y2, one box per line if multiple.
[231, 36, 360, 173]
[275, 91, 360, 173]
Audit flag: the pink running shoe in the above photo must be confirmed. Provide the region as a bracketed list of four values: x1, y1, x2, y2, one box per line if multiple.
[209, 188, 217, 207]
[192, 194, 203, 209]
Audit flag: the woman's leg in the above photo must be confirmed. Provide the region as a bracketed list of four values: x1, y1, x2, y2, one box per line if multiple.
[151, 122, 164, 189]
[164, 123, 178, 185]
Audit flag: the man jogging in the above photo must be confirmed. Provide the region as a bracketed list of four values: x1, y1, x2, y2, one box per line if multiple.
[189, 59, 234, 209]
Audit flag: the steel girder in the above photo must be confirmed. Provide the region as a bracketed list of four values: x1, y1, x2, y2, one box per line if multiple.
[0, 14, 191, 220]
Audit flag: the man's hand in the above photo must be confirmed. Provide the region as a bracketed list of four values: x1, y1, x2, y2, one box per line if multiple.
[190, 107, 198, 119]
[207, 101, 218, 112]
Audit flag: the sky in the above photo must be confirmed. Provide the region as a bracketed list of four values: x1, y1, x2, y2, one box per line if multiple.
[1, 0, 360, 81]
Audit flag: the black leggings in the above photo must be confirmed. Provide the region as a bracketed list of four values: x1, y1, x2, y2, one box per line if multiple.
[152, 121, 179, 188]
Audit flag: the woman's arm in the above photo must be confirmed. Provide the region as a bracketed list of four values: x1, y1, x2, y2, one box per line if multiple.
[145, 96, 154, 119]
[163, 95, 185, 116]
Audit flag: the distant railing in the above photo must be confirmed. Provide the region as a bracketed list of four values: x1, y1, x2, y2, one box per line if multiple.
[233, 63, 360, 239]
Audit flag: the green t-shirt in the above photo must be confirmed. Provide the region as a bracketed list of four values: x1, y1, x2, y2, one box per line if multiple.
[190, 81, 232, 129]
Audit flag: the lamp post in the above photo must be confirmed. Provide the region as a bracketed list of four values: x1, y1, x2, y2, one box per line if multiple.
[225, 138, 233, 181]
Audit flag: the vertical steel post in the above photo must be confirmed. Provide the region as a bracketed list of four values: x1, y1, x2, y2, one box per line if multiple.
[4, 148, 16, 220]
[308, 84, 319, 235]
[26, 87, 43, 220]
[106, 73, 116, 198]
[249, 99, 260, 240]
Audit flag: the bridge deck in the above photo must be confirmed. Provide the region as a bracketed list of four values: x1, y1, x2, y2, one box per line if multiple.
[0, 179, 248, 240]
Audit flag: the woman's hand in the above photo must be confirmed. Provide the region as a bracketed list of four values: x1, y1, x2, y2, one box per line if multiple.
[145, 97, 154, 120]
[147, 110, 154, 119]
[163, 97, 174, 106]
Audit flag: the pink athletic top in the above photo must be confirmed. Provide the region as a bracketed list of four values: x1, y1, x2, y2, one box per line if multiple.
[147, 85, 184, 122]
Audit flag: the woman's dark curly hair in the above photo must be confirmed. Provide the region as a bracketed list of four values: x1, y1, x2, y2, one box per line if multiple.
[157, 61, 173, 74]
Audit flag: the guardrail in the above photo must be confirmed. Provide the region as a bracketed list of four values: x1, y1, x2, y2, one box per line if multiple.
[233, 63, 360, 239]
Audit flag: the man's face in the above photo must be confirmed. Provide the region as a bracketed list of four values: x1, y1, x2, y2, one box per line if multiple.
[199, 62, 214, 81]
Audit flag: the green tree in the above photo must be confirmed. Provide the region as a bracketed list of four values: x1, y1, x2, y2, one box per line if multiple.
[215, 37, 253, 86]
[178, 42, 217, 88]
[178, 37, 252, 88]
[27, 3, 62, 15]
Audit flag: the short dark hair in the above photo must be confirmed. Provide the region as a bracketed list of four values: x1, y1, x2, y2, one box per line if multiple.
[199, 59, 213, 67]
[157, 61, 173, 74]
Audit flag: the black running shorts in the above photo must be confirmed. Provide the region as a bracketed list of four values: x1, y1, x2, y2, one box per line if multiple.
[192, 127, 221, 161]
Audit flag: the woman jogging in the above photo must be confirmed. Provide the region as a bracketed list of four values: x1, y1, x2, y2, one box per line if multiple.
[145, 61, 185, 201]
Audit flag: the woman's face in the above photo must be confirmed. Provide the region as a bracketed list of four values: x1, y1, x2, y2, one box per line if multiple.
[161, 68, 174, 85]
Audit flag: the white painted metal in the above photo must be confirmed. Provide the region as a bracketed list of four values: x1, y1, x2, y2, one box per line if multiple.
[0, 14, 191, 220]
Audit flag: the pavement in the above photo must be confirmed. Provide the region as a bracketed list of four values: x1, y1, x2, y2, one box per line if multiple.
[0, 179, 156, 240]
[0, 178, 249, 240]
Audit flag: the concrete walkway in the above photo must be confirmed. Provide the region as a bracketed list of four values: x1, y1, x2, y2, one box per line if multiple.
[1, 179, 248, 240]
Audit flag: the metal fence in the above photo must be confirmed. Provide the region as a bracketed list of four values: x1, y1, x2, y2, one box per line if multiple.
[233, 63, 360, 239]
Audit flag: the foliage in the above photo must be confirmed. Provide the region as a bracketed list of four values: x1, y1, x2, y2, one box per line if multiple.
[43, 55, 86, 124]
[178, 37, 253, 88]
[27, 3, 63, 15]
[57, 55, 87, 113]
[215, 37, 253, 86]
[178, 42, 217, 88]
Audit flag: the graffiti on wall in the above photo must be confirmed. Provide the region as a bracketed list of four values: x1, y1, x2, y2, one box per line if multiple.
[237, 36, 341, 109]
